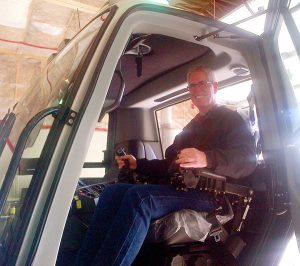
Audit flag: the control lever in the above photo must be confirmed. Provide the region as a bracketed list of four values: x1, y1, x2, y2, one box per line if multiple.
[115, 147, 135, 183]
[168, 151, 200, 191]
[116, 147, 130, 169]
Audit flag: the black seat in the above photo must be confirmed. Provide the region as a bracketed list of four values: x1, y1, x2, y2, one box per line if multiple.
[115, 139, 254, 265]
[115, 139, 157, 160]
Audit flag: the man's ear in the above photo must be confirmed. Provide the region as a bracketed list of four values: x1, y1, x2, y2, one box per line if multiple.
[213, 82, 218, 93]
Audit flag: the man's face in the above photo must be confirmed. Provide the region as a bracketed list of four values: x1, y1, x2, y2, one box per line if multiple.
[187, 70, 218, 110]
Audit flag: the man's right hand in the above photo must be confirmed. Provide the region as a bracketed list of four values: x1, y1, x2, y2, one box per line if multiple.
[115, 155, 137, 170]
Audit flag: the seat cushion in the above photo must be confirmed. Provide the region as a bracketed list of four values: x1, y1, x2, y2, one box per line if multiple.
[147, 210, 211, 245]
[147, 198, 234, 245]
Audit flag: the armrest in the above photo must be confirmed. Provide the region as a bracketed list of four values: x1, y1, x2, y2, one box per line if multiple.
[193, 168, 253, 198]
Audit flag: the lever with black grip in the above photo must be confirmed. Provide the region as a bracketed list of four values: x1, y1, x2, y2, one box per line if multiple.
[115, 147, 135, 183]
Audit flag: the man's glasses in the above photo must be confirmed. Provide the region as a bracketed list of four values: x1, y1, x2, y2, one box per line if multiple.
[186, 81, 214, 92]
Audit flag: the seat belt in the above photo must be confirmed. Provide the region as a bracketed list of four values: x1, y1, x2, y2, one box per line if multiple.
[206, 213, 228, 243]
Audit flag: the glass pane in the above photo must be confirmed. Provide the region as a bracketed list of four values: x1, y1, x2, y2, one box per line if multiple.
[0, 10, 111, 189]
[0, 115, 54, 262]
[216, 80, 252, 108]
[278, 19, 300, 133]
[221, 0, 269, 35]
[0, 10, 112, 263]
[80, 114, 109, 178]
[10, 13, 110, 147]
[278, 21, 300, 103]
[290, 0, 300, 10]
[235, 14, 266, 35]
[156, 100, 198, 155]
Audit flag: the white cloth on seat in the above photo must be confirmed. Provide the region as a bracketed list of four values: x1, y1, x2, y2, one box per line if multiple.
[147, 197, 234, 243]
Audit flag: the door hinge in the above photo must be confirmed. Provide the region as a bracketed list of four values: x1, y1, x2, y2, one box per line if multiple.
[53, 106, 77, 126]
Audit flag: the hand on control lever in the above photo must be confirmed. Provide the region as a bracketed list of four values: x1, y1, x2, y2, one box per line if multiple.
[169, 148, 205, 191]
[115, 148, 137, 170]
[115, 148, 137, 183]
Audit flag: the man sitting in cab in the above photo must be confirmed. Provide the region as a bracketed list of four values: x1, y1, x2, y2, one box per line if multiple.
[75, 65, 257, 266]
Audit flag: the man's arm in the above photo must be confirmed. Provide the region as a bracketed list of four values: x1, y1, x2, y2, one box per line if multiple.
[166, 109, 256, 179]
[115, 154, 170, 183]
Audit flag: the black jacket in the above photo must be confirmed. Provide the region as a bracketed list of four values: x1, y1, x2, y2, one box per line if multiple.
[136, 106, 257, 182]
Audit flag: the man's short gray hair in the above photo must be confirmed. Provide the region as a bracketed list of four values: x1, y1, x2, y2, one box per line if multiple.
[187, 65, 216, 82]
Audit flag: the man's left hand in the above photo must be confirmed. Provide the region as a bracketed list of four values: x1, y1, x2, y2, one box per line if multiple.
[175, 148, 207, 168]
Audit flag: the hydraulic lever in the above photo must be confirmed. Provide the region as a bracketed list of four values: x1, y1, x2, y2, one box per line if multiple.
[115, 147, 135, 183]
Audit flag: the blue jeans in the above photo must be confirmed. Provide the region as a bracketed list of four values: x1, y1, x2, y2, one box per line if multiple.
[74, 183, 216, 266]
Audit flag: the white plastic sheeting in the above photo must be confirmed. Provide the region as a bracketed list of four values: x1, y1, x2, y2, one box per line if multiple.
[148, 197, 234, 243]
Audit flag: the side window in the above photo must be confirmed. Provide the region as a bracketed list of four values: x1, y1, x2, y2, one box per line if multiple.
[0, 115, 55, 259]
[8, 115, 54, 203]
[156, 100, 198, 154]
[80, 113, 109, 179]
[278, 20, 300, 103]
[291, 5, 300, 31]
[156, 81, 252, 156]
[277, 6, 300, 132]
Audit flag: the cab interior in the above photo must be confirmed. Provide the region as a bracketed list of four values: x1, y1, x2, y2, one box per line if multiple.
[57, 22, 289, 265]
[0, 6, 294, 265]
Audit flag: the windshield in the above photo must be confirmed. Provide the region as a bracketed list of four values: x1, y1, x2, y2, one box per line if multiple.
[0, 10, 111, 263]
[0, 11, 110, 185]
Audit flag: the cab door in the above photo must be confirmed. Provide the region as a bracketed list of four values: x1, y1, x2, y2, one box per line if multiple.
[263, 0, 300, 249]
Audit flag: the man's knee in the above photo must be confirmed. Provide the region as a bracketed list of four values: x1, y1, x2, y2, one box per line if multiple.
[124, 185, 152, 207]
[97, 183, 133, 204]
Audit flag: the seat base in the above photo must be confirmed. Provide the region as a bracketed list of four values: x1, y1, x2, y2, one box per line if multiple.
[134, 241, 238, 266]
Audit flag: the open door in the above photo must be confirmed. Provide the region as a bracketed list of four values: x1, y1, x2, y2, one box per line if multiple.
[263, 0, 300, 249]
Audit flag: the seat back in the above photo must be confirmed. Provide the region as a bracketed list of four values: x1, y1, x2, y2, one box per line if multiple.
[115, 139, 158, 160]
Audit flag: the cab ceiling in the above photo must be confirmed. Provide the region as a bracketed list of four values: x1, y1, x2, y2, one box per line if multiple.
[108, 34, 211, 99]
[0, 0, 244, 119]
